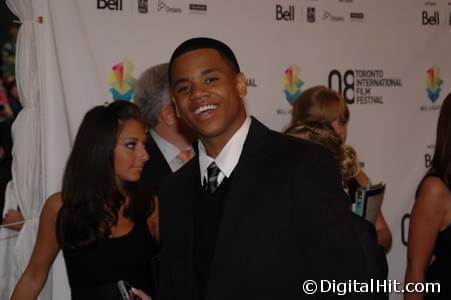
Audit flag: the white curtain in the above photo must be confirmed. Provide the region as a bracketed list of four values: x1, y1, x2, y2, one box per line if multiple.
[0, 179, 21, 298]
[0, 184, 20, 298]
[2, 0, 49, 298]
[5, 0, 107, 297]
[0, 227, 20, 300]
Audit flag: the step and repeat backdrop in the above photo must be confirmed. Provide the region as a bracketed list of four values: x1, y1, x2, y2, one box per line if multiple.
[9, 0, 451, 299]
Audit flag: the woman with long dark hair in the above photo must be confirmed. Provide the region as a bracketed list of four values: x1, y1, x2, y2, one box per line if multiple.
[11, 101, 156, 299]
[405, 93, 451, 300]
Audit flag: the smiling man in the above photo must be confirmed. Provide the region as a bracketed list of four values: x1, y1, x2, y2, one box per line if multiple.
[158, 37, 371, 300]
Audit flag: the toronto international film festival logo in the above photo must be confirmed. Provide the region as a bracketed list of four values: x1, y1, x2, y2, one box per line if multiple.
[307, 7, 316, 23]
[425, 65, 444, 103]
[328, 69, 402, 105]
[108, 60, 136, 101]
[282, 65, 304, 105]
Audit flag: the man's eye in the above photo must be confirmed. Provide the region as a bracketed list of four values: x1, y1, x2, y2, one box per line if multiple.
[205, 77, 218, 84]
[176, 85, 190, 94]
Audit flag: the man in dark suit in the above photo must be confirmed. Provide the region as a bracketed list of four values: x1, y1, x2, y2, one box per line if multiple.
[158, 37, 372, 300]
[134, 63, 195, 194]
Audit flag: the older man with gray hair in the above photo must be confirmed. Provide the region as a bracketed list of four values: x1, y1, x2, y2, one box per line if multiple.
[134, 63, 194, 194]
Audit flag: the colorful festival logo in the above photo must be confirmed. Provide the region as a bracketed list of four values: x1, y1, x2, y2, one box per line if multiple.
[108, 60, 136, 101]
[283, 65, 303, 105]
[425, 65, 444, 103]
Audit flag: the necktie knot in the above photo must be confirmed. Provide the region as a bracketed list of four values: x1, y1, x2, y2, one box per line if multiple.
[206, 162, 220, 194]
[177, 150, 191, 162]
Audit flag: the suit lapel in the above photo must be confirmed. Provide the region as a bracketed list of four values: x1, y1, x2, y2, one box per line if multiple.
[207, 118, 271, 283]
[147, 136, 172, 175]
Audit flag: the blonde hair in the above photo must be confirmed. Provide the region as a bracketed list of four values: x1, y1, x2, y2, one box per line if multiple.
[291, 85, 349, 126]
[285, 121, 359, 181]
[285, 121, 342, 163]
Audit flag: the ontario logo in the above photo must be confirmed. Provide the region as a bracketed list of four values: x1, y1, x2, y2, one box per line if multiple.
[158, 0, 182, 13]
[108, 60, 136, 101]
[282, 65, 303, 105]
[425, 65, 443, 103]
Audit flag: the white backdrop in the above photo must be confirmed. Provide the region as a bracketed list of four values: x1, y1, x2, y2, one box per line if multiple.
[3, 0, 451, 299]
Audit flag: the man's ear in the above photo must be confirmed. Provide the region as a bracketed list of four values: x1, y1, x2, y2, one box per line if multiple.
[171, 97, 182, 118]
[159, 105, 177, 126]
[236, 72, 247, 98]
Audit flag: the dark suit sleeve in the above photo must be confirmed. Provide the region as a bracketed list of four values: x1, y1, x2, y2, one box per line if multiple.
[158, 246, 175, 300]
[157, 182, 176, 300]
[292, 146, 371, 299]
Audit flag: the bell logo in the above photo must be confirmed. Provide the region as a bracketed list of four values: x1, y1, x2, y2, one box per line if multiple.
[276, 5, 295, 21]
[97, 0, 122, 10]
[422, 11, 439, 25]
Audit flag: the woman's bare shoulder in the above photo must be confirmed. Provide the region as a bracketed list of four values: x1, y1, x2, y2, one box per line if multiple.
[419, 176, 449, 200]
[42, 192, 63, 216]
[415, 176, 450, 213]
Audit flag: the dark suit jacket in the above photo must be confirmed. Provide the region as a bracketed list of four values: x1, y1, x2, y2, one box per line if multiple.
[159, 117, 372, 300]
[141, 136, 173, 195]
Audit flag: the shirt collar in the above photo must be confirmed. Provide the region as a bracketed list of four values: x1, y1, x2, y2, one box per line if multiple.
[198, 117, 251, 184]
[150, 129, 186, 163]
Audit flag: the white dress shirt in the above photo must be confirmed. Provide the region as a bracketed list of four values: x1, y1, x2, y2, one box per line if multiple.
[198, 117, 251, 186]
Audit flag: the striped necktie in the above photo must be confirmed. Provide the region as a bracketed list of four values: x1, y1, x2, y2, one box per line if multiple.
[205, 162, 220, 194]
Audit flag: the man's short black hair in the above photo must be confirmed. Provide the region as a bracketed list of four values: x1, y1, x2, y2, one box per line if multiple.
[168, 37, 241, 87]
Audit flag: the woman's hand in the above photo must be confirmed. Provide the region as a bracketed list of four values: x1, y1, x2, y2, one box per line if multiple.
[131, 288, 152, 300]
[148, 196, 160, 240]
[2, 209, 24, 231]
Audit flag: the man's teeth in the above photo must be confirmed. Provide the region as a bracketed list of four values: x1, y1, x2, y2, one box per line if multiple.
[194, 104, 218, 115]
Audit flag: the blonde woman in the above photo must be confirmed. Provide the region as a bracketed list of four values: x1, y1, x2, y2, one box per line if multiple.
[290, 85, 392, 252]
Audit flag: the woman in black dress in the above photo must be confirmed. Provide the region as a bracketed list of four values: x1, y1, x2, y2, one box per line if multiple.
[11, 101, 157, 299]
[405, 92, 451, 300]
